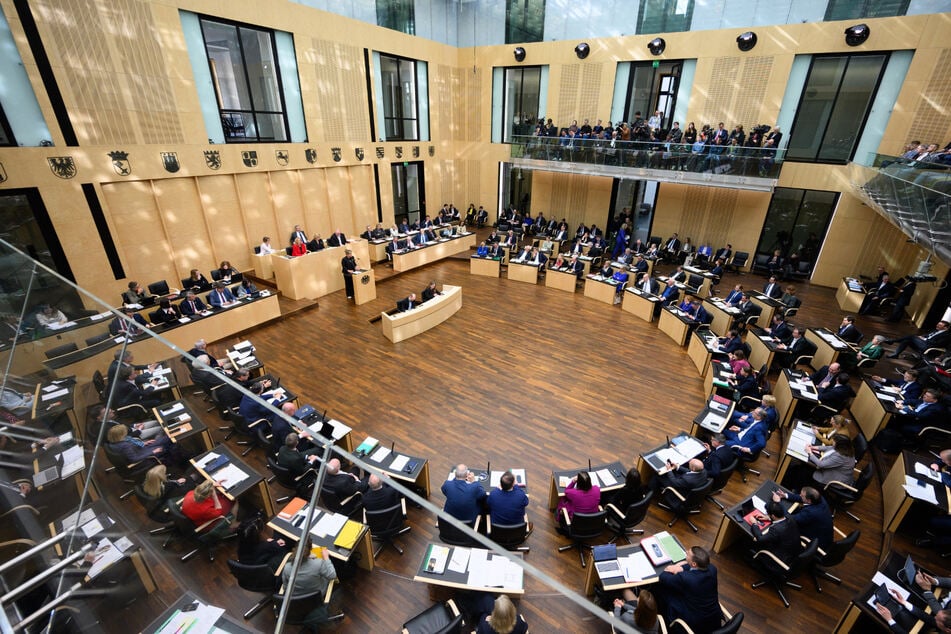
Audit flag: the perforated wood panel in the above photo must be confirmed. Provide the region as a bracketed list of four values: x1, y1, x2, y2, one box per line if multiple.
[467, 68, 482, 143]
[706, 189, 738, 248]
[36, 0, 184, 145]
[435, 64, 454, 142]
[557, 65, 580, 126]
[700, 56, 774, 130]
[578, 63, 603, 123]
[309, 40, 370, 142]
[907, 49, 951, 148]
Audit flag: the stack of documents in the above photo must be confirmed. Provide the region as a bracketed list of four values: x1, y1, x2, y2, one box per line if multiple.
[787, 422, 816, 462]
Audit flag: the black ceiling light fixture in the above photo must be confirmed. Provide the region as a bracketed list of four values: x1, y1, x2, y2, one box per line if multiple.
[574, 42, 590, 59]
[513, 47, 526, 62]
[736, 31, 757, 52]
[845, 23, 870, 46]
[647, 37, 666, 56]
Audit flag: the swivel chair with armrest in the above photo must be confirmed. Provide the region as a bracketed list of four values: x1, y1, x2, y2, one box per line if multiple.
[706, 456, 739, 511]
[266, 456, 315, 504]
[320, 486, 363, 520]
[605, 491, 653, 544]
[822, 461, 874, 523]
[658, 478, 714, 533]
[485, 514, 531, 552]
[364, 499, 411, 558]
[102, 443, 160, 500]
[809, 528, 860, 592]
[271, 579, 343, 630]
[669, 603, 743, 634]
[227, 558, 283, 619]
[133, 484, 176, 535]
[164, 499, 234, 562]
[401, 599, 463, 634]
[750, 538, 819, 608]
[557, 507, 607, 568]
[436, 515, 480, 547]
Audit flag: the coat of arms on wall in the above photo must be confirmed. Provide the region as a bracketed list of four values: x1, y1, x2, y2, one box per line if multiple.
[412, 146, 420, 158]
[429, 146, 435, 157]
[48, 157, 77, 179]
[204, 150, 221, 170]
[108, 151, 131, 176]
[395, 146, 403, 159]
[331, 148, 342, 162]
[375, 147, 385, 159]
[355, 148, 365, 161]
[275, 150, 289, 166]
[305, 148, 317, 164]
[161, 152, 179, 173]
[242, 151, 258, 168]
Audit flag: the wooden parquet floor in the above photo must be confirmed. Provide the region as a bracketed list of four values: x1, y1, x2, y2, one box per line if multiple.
[91, 247, 947, 634]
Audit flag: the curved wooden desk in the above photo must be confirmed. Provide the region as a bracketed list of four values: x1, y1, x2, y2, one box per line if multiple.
[381, 285, 462, 343]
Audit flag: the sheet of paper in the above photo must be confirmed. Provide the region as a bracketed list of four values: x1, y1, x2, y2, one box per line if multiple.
[369, 446, 391, 462]
[877, 393, 897, 402]
[674, 437, 706, 460]
[194, 452, 219, 469]
[621, 551, 657, 582]
[596, 468, 617, 487]
[751, 495, 767, 514]
[90, 311, 111, 321]
[214, 464, 250, 490]
[904, 476, 938, 504]
[310, 511, 348, 538]
[81, 518, 104, 538]
[42, 384, 60, 393]
[701, 411, 727, 431]
[448, 546, 471, 573]
[60, 445, 85, 477]
[587, 471, 601, 487]
[914, 462, 942, 482]
[866, 572, 910, 610]
[160, 403, 185, 416]
[41, 388, 68, 401]
[86, 539, 124, 578]
[153, 367, 173, 376]
[389, 455, 410, 471]
[466, 549, 489, 587]
[62, 507, 96, 530]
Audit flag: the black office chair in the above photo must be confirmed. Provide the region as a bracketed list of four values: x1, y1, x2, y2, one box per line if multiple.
[750, 538, 819, 608]
[364, 499, 411, 558]
[226, 559, 282, 619]
[557, 508, 607, 568]
[147, 280, 171, 296]
[92, 370, 108, 401]
[102, 443, 160, 500]
[658, 478, 713, 533]
[401, 599, 463, 634]
[669, 609, 743, 634]
[706, 456, 739, 511]
[85, 332, 112, 347]
[726, 251, 749, 274]
[852, 434, 868, 463]
[265, 456, 315, 504]
[810, 529, 860, 592]
[228, 413, 272, 457]
[165, 499, 234, 562]
[320, 486, 363, 519]
[45, 342, 78, 359]
[436, 515, 479, 547]
[605, 491, 653, 544]
[485, 514, 531, 552]
[271, 581, 342, 630]
[734, 444, 766, 484]
[823, 462, 874, 522]
[133, 484, 175, 535]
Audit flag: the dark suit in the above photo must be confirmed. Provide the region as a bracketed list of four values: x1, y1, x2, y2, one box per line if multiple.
[770, 320, 792, 343]
[208, 287, 236, 308]
[703, 445, 733, 479]
[277, 445, 318, 478]
[656, 564, 720, 633]
[878, 378, 922, 403]
[763, 282, 782, 299]
[307, 238, 325, 251]
[810, 365, 838, 388]
[363, 484, 401, 513]
[440, 478, 486, 522]
[817, 383, 855, 411]
[151, 306, 181, 325]
[323, 471, 368, 511]
[836, 324, 861, 343]
[657, 466, 708, 498]
[290, 230, 307, 245]
[421, 287, 441, 302]
[109, 313, 147, 336]
[179, 297, 207, 315]
[113, 379, 162, 409]
[725, 419, 768, 454]
[787, 493, 833, 550]
[778, 336, 809, 368]
[752, 517, 801, 566]
[396, 297, 417, 312]
[894, 400, 948, 435]
[327, 232, 347, 247]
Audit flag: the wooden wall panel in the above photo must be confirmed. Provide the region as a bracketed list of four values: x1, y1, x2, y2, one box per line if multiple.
[298, 169, 331, 239]
[348, 165, 376, 230]
[152, 178, 212, 279]
[324, 168, 355, 234]
[100, 181, 176, 290]
[266, 170, 304, 239]
[197, 175, 252, 273]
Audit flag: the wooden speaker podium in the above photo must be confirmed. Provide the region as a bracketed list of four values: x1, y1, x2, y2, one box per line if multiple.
[352, 269, 377, 305]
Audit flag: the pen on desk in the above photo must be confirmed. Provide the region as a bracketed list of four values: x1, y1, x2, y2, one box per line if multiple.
[173, 616, 196, 634]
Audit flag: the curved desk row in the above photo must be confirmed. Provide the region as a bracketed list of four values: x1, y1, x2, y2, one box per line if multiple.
[392, 233, 476, 272]
[381, 285, 462, 343]
[270, 239, 370, 300]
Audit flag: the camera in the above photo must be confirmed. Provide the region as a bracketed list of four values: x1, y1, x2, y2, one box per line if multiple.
[752, 124, 771, 135]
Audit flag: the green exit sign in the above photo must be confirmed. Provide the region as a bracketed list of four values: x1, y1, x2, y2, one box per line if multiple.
[652, 60, 660, 68]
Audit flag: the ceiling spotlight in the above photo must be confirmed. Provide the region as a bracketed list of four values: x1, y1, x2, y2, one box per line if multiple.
[844, 23, 870, 46]
[647, 38, 666, 56]
[574, 42, 590, 59]
[736, 31, 757, 52]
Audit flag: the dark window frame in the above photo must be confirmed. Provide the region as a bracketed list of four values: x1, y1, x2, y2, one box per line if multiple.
[754, 187, 840, 267]
[376, 0, 416, 35]
[786, 52, 890, 165]
[623, 60, 683, 131]
[637, 0, 695, 35]
[505, 0, 546, 44]
[0, 102, 16, 146]
[379, 52, 422, 142]
[824, 0, 910, 20]
[501, 65, 543, 144]
[198, 15, 291, 144]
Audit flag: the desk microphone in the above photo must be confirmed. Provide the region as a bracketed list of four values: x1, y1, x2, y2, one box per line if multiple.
[587, 458, 592, 473]
[666, 435, 671, 447]
[390, 441, 395, 454]
[486, 461, 490, 475]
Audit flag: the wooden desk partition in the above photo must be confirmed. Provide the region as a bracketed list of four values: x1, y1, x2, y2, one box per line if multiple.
[658, 307, 691, 347]
[507, 262, 540, 284]
[545, 268, 577, 292]
[381, 285, 462, 343]
[836, 277, 866, 313]
[392, 234, 476, 272]
[470, 257, 501, 278]
[622, 288, 659, 323]
[253, 253, 274, 280]
[271, 240, 370, 300]
[850, 380, 895, 441]
[583, 277, 618, 305]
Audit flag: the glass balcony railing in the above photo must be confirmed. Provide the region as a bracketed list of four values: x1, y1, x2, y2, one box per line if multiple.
[0, 238, 644, 633]
[510, 135, 785, 181]
[852, 154, 951, 266]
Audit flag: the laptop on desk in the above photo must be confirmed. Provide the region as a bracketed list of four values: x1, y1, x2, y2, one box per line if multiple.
[33, 465, 59, 487]
[646, 453, 666, 471]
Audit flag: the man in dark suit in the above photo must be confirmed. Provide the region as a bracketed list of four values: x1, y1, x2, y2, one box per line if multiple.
[323, 458, 369, 515]
[751, 501, 802, 568]
[859, 273, 896, 314]
[836, 316, 862, 343]
[811, 363, 841, 390]
[654, 458, 707, 498]
[702, 434, 733, 479]
[306, 234, 325, 251]
[327, 229, 347, 247]
[892, 388, 948, 435]
[636, 273, 659, 295]
[151, 299, 181, 325]
[108, 350, 154, 386]
[208, 282, 237, 308]
[113, 366, 163, 409]
[179, 290, 207, 316]
[773, 486, 833, 550]
[669, 265, 687, 283]
[109, 306, 147, 337]
[421, 282, 442, 302]
[660, 279, 680, 307]
[655, 546, 721, 632]
[871, 369, 922, 404]
[363, 473, 401, 512]
[763, 275, 782, 299]
[396, 293, 418, 312]
[238, 381, 275, 424]
[775, 327, 809, 369]
[441, 464, 486, 523]
[289, 224, 307, 245]
[277, 432, 321, 479]
[818, 373, 855, 411]
[765, 314, 792, 343]
[715, 244, 732, 262]
[887, 320, 950, 358]
[662, 233, 681, 256]
[486, 471, 529, 527]
[567, 255, 585, 279]
[724, 408, 769, 456]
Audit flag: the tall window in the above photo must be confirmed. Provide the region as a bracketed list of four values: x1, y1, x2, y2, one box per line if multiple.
[0, 104, 14, 146]
[624, 61, 682, 131]
[786, 54, 888, 164]
[637, 0, 694, 35]
[377, 0, 415, 35]
[0, 189, 74, 282]
[199, 17, 288, 143]
[825, 0, 909, 20]
[380, 54, 420, 141]
[502, 66, 542, 143]
[506, 0, 545, 44]
[755, 188, 838, 269]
